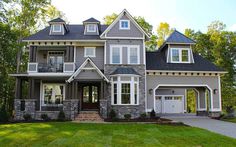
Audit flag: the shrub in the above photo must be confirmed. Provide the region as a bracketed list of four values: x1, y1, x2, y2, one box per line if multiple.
[109, 108, 117, 120]
[0, 106, 9, 122]
[150, 109, 156, 118]
[226, 106, 235, 118]
[23, 114, 32, 121]
[124, 114, 131, 120]
[57, 110, 66, 121]
[140, 113, 146, 119]
[41, 114, 50, 121]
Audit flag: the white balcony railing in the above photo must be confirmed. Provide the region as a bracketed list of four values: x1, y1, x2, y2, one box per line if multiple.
[28, 62, 75, 73]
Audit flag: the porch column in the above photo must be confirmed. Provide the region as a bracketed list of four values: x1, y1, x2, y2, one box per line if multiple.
[15, 78, 22, 99]
[209, 75, 221, 117]
[196, 88, 208, 116]
[25, 78, 36, 118]
[29, 46, 37, 62]
[65, 46, 74, 62]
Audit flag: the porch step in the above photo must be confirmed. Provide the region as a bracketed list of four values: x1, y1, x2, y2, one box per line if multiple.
[74, 111, 104, 122]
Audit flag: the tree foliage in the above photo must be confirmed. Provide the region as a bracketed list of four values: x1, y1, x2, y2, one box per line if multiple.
[156, 22, 174, 47]
[0, 0, 63, 118]
[185, 21, 236, 109]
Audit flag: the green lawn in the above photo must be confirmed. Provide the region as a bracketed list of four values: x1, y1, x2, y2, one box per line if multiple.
[0, 122, 236, 147]
[222, 117, 236, 123]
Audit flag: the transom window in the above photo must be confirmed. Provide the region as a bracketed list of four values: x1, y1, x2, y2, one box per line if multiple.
[112, 76, 139, 105]
[84, 47, 96, 57]
[86, 24, 96, 32]
[43, 84, 65, 106]
[170, 48, 190, 63]
[119, 20, 130, 30]
[111, 46, 121, 64]
[128, 46, 140, 64]
[52, 24, 62, 32]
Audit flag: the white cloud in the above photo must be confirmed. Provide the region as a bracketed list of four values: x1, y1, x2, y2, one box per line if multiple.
[229, 24, 236, 32]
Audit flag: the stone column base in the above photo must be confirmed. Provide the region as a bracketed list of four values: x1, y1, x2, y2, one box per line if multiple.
[196, 110, 208, 116]
[99, 99, 108, 118]
[63, 99, 79, 120]
[25, 99, 36, 119]
[208, 111, 221, 118]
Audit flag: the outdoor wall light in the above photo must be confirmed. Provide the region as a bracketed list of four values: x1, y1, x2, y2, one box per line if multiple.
[149, 89, 153, 95]
[172, 90, 175, 94]
[213, 89, 218, 94]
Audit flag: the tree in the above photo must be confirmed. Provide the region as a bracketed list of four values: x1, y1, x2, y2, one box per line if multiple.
[103, 13, 118, 25]
[0, 0, 64, 118]
[156, 22, 174, 47]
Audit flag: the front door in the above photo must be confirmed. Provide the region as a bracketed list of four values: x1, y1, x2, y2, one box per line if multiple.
[82, 84, 99, 110]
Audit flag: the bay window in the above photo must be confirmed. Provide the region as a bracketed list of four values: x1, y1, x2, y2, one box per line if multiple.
[170, 48, 190, 63]
[43, 84, 65, 106]
[112, 76, 139, 105]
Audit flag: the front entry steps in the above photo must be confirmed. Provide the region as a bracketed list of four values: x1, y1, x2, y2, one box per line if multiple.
[74, 111, 104, 123]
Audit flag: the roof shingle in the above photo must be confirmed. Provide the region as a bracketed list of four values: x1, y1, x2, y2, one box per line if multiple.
[146, 51, 224, 72]
[111, 67, 140, 75]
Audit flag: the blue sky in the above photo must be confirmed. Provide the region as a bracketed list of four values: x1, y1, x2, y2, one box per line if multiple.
[52, 0, 236, 33]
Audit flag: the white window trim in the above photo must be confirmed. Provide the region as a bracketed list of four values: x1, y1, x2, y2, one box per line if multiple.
[170, 48, 191, 63]
[84, 47, 96, 57]
[110, 45, 122, 64]
[111, 76, 139, 105]
[127, 45, 140, 64]
[52, 24, 62, 32]
[42, 83, 65, 106]
[86, 24, 97, 32]
[119, 20, 130, 30]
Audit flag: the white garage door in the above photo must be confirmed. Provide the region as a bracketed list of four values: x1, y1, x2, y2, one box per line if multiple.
[155, 95, 184, 113]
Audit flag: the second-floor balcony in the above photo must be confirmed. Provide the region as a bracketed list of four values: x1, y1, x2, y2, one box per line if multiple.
[28, 62, 75, 73]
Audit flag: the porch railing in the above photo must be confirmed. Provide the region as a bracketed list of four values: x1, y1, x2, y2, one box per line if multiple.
[28, 62, 75, 73]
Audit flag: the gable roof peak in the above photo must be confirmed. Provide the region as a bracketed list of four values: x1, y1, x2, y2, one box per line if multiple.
[166, 30, 196, 44]
[48, 17, 66, 23]
[83, 17, 100, 23]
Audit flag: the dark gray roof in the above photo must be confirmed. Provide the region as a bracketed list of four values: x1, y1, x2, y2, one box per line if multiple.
[146, 51, 224, 72]
[23, 25, 108, 41]
[166, 30, 195, 44]
[111, 68, 140, 75]
[83, 17, 100, 23]
[48, 18, 66, 23]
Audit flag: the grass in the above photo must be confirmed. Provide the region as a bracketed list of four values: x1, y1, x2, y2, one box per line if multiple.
[0, 122, 236, 146]
[222, 117, 236, 123]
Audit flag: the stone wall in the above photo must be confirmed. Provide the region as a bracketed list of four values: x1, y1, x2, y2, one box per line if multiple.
[104, 64, 146, 118]
[35, 111, 60, 120]
[63, 99, 79, 120]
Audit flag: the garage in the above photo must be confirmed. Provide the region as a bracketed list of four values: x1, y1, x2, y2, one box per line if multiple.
[155, 95, 184, 113]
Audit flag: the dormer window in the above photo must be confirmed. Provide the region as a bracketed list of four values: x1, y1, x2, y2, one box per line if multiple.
[52, 24, 62, 32]
[119, 20, 130, 30]
[170, 48, 190, 63]
[86, 24, 97, 32]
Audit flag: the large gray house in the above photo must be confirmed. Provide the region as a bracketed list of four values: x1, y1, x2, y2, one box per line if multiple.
[11, 9, 226, 120]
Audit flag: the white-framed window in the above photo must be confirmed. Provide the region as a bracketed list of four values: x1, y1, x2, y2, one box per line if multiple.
[119, 20, 130, 30]
[110, 45, 122, 64]
[52, 24, 62, 32]
[111, 76, 139, 105]
[42, 84, 65, 106]
[84, 47, 96, 57]
[170, 48, 190, 63]
[128, 46, 140, 64]
[86, 24, 97, 32]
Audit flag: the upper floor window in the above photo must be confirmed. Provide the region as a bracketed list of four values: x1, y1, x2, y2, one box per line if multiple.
[48, 51, 64, 65]
[128, 46, 140, 64]
[86, 24, 97, 32]
[119, 20, 130, 30]
[52, 24, 62, 32]
[84, 47, 96, 57]
[170, 48, 190, 63]
[111, 46, 122, 64]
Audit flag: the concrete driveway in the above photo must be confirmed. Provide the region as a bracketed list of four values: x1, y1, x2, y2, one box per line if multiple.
[163, 114, 236, 139]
